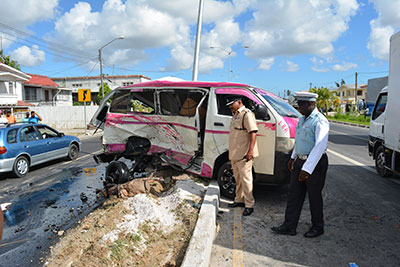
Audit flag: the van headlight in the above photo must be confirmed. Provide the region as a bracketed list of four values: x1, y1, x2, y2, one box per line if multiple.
[276, 137, 295, 152]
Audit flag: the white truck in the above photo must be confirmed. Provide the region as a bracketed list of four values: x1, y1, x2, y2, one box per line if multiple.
[369, 31, 400, 177]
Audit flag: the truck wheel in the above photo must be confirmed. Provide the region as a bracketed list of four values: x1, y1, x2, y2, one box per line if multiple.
[106, 161, 130, 184]
[375, 146, 392, 177]
[217, 161, 236, 199]
[12, 156, 29, 178]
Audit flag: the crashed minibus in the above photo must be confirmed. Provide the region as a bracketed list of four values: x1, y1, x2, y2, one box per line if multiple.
[90, 80, 300, 198]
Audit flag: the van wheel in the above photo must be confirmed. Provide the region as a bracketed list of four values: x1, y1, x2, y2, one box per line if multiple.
[67, 144, 79, 160]
[12, 156, 29, 178]
[217, 161, 236, 199]
[106, 161, 130, 184]
[375, 146, 392, 177]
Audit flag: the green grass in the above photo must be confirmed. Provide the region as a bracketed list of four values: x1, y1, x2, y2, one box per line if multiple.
[327, 113, 370, 126]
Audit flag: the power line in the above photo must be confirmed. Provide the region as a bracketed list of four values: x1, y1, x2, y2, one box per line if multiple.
[0, 34, 96, 64]
[0, 22, 96, 60]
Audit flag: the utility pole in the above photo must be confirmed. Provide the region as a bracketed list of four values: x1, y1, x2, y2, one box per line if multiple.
[99, 49, 103, 98]
[192, 0, 204, 81]
[355, 71, 358, 108]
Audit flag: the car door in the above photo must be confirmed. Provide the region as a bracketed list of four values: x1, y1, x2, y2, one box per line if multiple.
[18, 125, 49, 165]
[36, 125, 68, 159]
[156, 88, 207, 165]
[212, 88, 277, 175]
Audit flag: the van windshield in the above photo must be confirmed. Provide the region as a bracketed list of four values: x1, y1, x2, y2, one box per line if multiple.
[255, 88, 301, 118]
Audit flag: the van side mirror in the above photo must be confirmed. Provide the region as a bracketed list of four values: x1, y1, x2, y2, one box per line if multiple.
[254, 105, 270, 121]
[96, 105, 109, 122]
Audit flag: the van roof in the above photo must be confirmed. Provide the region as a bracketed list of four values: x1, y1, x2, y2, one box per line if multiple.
[122, 80, 250, 89]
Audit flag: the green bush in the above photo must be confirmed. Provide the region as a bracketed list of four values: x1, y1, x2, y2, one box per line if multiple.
[328, 112, 370, 124]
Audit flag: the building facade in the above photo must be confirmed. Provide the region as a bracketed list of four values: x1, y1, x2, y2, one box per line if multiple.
[23, 74, 73, 106]
[336, 83, 367, 105]
[51, 74, 151, 104]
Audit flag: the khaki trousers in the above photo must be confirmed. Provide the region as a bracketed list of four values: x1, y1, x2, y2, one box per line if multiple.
[232, 159, 255, 208]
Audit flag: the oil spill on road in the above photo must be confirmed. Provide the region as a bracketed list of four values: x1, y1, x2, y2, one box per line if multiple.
[0, 164, 106, 267]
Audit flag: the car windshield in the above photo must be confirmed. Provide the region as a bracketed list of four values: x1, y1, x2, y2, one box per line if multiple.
[255, 88, 301, 118]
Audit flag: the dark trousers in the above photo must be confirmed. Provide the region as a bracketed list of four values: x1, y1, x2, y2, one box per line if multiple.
[283, 154, 328, 231]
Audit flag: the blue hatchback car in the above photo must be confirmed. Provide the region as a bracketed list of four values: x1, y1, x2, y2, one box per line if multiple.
[0, 123, 80, 177]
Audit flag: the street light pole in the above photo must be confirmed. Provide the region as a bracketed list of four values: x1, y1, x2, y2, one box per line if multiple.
[99, 36, 124, 99]
[210, 46, 248, 81]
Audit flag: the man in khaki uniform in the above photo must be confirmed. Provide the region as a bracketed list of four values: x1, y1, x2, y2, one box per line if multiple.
[226, 95, 258, 216]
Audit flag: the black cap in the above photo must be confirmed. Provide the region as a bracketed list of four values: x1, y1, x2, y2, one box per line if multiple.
[225, 95, 242, 106]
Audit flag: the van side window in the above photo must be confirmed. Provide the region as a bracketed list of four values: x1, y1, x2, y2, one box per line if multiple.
[160, 90, 205, 117]
[216, 94, 257, 116]
[110, 90, 130, 114]
[372, 93, 387, 120]
[129, 90, 155, 114]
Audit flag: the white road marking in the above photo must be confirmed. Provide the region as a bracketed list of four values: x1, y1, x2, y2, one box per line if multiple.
[60, 150, 102, 165]
[327, 148, 376, 174]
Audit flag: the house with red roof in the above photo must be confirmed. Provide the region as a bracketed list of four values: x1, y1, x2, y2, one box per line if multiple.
[23, 74, 72, 106]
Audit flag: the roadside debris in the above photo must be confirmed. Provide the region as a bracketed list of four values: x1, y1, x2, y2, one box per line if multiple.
[45, 170, 208, 266]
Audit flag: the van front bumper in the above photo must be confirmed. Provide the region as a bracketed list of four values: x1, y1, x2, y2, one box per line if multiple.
[0, 157, 15, 173]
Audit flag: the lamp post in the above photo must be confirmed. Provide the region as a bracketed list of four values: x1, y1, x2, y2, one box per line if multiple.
[210, 45, 248, 81]
[99, 36, 124, 98]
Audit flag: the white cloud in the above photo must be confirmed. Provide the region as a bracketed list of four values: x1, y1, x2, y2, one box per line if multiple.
[310, 56, 329, 72]
[258, 58, 275, 70]
[367, 0, 400, 60]
[0, 0, 58, 28]
[284, 61, 300, 72]
[10, 45, 45, 67]
[243, 0, 359, 62]
[312, 66, 330, 72]
[332, 62, 357, 71]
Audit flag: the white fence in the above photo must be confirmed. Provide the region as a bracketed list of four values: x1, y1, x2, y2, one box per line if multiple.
[32, 106, 99, 129]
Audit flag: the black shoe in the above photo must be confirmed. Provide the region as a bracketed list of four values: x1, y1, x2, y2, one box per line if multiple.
[228, 202, 245, 208]
[304, 227, 324, 238]
[271, 225, 297, 236]
[242, 208, 253, 216]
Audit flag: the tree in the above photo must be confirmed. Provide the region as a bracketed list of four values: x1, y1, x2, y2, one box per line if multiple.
[310, 87, 333, 115]
[286, 89, 292, 98]
[0, 50, 21, 70]
[97, 83, 112, 103]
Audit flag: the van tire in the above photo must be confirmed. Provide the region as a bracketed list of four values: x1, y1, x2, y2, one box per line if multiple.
[106, 161, 130, 184]
[12, 156, 29, 178]
[217, 161, 236, 199]
[375, 146, 392, 177]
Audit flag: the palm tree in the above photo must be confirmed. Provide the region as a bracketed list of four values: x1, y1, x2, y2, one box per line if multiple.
[310, 87, 333, 115]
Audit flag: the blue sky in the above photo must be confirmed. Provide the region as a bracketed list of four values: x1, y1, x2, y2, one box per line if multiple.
[1, 0, 399, 96]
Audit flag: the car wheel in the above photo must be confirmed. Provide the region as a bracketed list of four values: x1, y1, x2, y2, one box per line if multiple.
[67, 144, 79, 160]
[106, 161, 130, 184]
[375, 146, 392, 177]
[217, 161, 236, 199]
[12, 156, 29, 178]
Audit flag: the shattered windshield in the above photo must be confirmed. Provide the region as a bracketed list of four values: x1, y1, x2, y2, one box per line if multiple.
[255, 88, 301, 118]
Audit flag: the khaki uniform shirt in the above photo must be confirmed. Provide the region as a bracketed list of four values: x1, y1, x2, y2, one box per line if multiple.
[229, 106, 259, 161]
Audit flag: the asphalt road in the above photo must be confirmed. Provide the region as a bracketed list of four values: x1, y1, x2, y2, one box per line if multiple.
[0, 136, 105, 267]
[210, 122, 400, 267]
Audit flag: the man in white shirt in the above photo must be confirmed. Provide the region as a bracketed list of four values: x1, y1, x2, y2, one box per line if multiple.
[271, 92, 329, 238]
[0, 112, 8, 125]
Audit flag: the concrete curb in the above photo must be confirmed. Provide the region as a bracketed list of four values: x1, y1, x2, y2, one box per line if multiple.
[181, 181, 220, 267]
[328, 119, 370, 128]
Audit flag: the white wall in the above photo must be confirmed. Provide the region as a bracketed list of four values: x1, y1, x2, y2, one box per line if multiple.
[33, 106, 99, 129]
